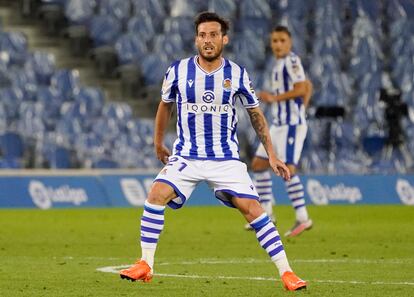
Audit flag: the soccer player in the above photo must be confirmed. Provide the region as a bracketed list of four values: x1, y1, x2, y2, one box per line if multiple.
[246, 26, 313, 237]
[119, 12, 306, 291]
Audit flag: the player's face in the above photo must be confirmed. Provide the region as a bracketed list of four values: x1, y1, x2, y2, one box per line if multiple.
[195, 21, 228, 62]
[270, 31, 292, 58]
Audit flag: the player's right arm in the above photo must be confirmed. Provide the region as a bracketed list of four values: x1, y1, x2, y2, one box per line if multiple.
[154, 101, 174, 164]
[155, 62, 178, 164]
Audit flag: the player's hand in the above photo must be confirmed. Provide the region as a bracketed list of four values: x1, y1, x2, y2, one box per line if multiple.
[269, 156, 291, 181]
[155, 144, 171, 165]
[257, 91, 274, 103]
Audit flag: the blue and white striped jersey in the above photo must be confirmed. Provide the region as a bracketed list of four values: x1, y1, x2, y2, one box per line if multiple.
[262, 52, 307, 126]
[161, 56, 259, 160]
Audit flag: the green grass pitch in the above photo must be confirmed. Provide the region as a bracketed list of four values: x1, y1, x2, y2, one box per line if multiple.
[0, 205, 413, 296]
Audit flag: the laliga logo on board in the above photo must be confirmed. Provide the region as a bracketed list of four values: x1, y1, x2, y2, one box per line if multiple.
[120, 178, 152, 206]
[396, 179, 414, 205]
[306, 179, 362, 205]
[29, 180, 88, 209]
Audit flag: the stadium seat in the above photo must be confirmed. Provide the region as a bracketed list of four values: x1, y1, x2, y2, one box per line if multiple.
[101, 103, 133, 129]
[169, 0, 207, 17]
[0, 32, 28, 66]
[50, 69, 80, 101]
[127, 15, 156, 44]
[130, 0, 166, 32]
[64, 0, 96, 25]
[92, 157, 119, 168]
[163, 17, 194, 47]
[17, 102, 45, 139]
[43, 143, 72, 168]
[24, 51, 56, 85]
[99, 0, 131, 25]
[89, 15, 122, 47]
[0, 131, 24, 159]
[140, 53, 169, 86]
[152, 33, 185, 60]
[239, 0, 272, 19]
[208, 0, 236, 19]
[0, 87, 24, 120]
[36, 87, 62, 130]
[115, 33, 148, 65]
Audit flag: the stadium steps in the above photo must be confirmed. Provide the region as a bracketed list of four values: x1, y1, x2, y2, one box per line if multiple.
[0, 1, 157, 118]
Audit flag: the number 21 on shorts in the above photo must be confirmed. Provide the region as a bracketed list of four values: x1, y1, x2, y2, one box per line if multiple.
[166, 157, 187, 172]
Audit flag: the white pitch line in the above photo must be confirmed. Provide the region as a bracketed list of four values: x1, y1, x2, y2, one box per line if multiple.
[96, 264, 414, 287]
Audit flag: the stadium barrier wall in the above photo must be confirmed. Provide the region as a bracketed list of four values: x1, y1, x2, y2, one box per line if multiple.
[0, 170, 413, 208]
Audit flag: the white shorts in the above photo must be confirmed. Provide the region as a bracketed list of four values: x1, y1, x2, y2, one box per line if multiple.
[255, 124, 307, 165]
[154, 156, 259, 209]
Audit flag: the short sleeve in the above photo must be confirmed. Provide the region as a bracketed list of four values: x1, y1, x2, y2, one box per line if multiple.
[161, 63, 178, 102]
[237, 67, 260, 108]
[285, 55, 306, 84]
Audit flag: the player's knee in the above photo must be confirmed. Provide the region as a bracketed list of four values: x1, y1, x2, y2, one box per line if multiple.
[147, 182, 176, 205]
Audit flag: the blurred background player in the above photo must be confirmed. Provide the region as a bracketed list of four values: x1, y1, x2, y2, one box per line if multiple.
[245, 26, 313, 237]
[119, 12, 307, 291]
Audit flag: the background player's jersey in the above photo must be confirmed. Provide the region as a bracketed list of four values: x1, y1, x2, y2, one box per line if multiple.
[161, 56, 259, 160]
[262, 52, 307, 126]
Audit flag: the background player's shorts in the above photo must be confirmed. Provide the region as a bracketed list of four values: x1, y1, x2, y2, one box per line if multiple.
[154, 156, 259, 209]
[255, 124, 308, 165]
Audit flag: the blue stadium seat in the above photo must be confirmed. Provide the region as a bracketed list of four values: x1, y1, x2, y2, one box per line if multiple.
[102, 102, 133, 124]
[0, 32, 28, 65]
[127, 15, 155, 44]
[55, 117, 83, 145]
[152, 33, 185, 60]
[99, 0, 131, 24]
[0, 87, 24, 120]
[50, 69, 80, 101]
[73, 87, 104, 118]
[0, 156, 22, 169]
[140, 53, 169, 86]
[89, 15, 122, 47]
[0, 131, 24, 159]
[237, 17, 270, 39]
[64, 0, 96, 25]
[17, 102, 45, 139]
[24, 51, 56, 85]
[92, 157, 119, 168]
[163, 17, 194, 47]
[10, 68, 38, 101]
[43, 143, 72, 168]
[169, 0, 207, 17]
[239, 0, 271, 19]
[208, 0, 236, 19]
[92, 118, 121, 141]
[131, 0, 166, 22]
[115, 33, 148, 65]
[36, 87, 62, 130]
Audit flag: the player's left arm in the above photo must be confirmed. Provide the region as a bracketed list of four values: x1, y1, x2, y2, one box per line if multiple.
[246, 107, 290, 181]
[303, 79, 313, 107]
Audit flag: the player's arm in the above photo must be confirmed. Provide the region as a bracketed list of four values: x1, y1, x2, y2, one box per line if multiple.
[246, 106, 290, 181]
[258, 81, 307, 103]
[303, 79, 313, 107]
[154, 101, 174, 164]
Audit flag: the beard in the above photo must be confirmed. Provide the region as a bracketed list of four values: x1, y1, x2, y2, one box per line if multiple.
[198, 46, 223, 62]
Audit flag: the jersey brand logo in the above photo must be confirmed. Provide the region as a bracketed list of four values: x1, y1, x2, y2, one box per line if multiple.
[187, 79, 194, 88]
[202, 90, 215, 103]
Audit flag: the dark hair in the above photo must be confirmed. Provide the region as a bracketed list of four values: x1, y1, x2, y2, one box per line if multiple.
[272, 25, 291, 37]
[194, 11, 230, 36]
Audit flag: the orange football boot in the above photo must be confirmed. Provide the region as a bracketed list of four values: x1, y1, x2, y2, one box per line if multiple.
[119, 260, 153, 282]
[281, 271, 307, 291]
